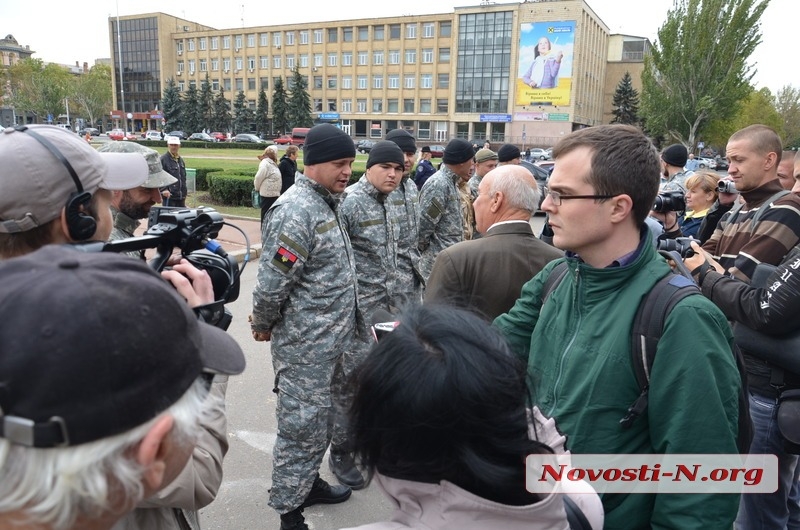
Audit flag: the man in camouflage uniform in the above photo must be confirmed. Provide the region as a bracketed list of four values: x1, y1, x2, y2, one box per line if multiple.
[385, 129, 424, 307]
[97, 142, 177, 259]
[417, 138, 476, 282]
[251, 124, 357, 530]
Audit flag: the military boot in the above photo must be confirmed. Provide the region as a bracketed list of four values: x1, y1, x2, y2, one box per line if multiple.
[328, 448, 366, 490]
[301, 473, 352, 508]
[279, 507, 308, 530]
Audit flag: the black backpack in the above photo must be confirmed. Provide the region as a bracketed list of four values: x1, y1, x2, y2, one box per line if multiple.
[541, 261, 753, 454]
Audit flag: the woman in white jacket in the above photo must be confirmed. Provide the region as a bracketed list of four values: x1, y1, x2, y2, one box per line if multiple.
[254, 145, 281, 222]
[342, 305, 603, 530]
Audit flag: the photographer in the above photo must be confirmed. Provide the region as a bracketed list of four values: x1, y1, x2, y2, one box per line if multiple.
[678, 171, 719, 239]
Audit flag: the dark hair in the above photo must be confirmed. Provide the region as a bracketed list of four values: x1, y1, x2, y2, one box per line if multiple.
[553, 124, 660, 226]
[348, 305, 550, 505]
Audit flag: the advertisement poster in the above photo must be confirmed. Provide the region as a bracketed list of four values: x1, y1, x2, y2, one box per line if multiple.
[516, 21, 575, 107]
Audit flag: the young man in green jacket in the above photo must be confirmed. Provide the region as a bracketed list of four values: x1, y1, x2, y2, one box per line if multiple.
[494, 124, 741, 529]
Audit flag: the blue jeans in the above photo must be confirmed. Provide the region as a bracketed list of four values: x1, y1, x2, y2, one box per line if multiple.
[736, 391, 800, 530]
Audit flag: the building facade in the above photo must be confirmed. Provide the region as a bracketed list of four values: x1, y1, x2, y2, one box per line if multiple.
[0, 34, 35, 128]
[109, 1, 649, 146]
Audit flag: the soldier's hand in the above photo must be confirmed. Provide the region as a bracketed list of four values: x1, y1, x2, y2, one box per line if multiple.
[252, 330, 271, 342]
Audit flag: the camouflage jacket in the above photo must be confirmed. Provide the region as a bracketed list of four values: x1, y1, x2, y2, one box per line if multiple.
[108, 206, 145, 260]
[388, 176, 423, 306]
[341, 175, 399, 320]
[252, 174, 360, 363]
[417, 166, 464, 282]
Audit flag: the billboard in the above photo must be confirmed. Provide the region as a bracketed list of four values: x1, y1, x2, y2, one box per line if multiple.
[516, 21, 575, 107]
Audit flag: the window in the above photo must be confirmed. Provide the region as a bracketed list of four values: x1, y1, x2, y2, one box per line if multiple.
[327, 99, 336, 111]
[342, 99, 352, 112]
[389, 50, 400, 64]
[300, 54, 308, 67]
[235, 35, 243, 49]
[404, 74, 415, 89]
[440, 22, 451, 37]
[388, 74, 399, 89]
[248, 78, 256, 90]
[211, 58, 219, 71]
[357, 99, 367, 112]
[178, 81, 185, 91]
[177, 41, 184, 54]
[212, 79, 220, 90]
[370, 121, 382, 138]
[248, 56, 255, 69]
[342, 75, 352, 89]
[358, 51, 368, 65]
[300, 30, 309, 44]
[314, 29, 323, 43]
[236, 78, 243, 91]
[200, 59, 207, 72]
[388, 99, 399, 113]
[373, 51, 384, 65]
[260, 33, 268, 46]
[327, 76, 337, 89]
[188, 59, 195, 73]
[422, 48, 433, 63]
[342, 52, 352, 66]
[260, 56, 268, 68]
[314, 53, 323, 67]
[223, 78, 231, 91]
[188, 39, 195, 51]
[373, 25, 384, 40]
[199, 38, 207, 51]
[286, 31, 295, 45]
[357, 75, 367, 89]
[423, 23, 435, 38]
[343, 27, 353, 42]
[439, 47, 450, 63]
[372, 99, 383, 112]
[177, 61, 184, 73]
[405, 50, 416, 64]
[314, 99, 323, 112]
[328, 28, 338, 43]
[404, 99, 415, 113]
[389, 24, 401, 39]
[328, 53, 337, 67]
[406, 24, 417, 39]
[358, 26, 369, 41]
[223, 58, 230, 71]
[420, 100, 431, 113]
[418, 120, 431, 138]
[273, 56, 281, 68]
[438, 73, 449, 89]
[286, 55, 295, 68]
[373, 75, 383, 89]
[223, 36, 231, 49]
[247, 34, 255, 47]
[261, 77, 269, 90]
[211, 36, 219, 50]
[314, 76, 323, 89]
[437, 99, 448, 113]
[421, 74, 433, 89]
[235, 57, 243, 70]
[268, 33, 278, 48]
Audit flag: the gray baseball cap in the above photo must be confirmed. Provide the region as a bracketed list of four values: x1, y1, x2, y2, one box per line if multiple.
[96, 141, 178, 188]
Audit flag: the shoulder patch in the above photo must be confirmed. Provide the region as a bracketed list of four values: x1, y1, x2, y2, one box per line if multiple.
[272, 245, 299, 273]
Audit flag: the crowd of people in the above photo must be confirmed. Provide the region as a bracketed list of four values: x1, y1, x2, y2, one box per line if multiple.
[2, 121, 800, 530]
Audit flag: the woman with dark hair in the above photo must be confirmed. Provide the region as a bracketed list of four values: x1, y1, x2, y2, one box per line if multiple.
[342, 305, 603, 530]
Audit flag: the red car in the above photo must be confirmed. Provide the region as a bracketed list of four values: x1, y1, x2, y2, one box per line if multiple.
[428, 145, 445, 158]
[210, 131, 228, 142]
[274, 135, 292, 145]
[108, 129, 136, 141]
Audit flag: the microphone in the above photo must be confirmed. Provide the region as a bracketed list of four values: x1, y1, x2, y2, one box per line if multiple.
[371, 308, 399, 343]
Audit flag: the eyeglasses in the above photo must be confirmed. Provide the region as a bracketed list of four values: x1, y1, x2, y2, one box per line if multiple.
[543, 187, 620, 206]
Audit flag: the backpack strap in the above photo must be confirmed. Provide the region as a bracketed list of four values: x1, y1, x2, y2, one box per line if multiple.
[620, 273, 700, 428]
[563, 495, 593, 530]
[541, 261, 569, 305]
[750, 190, 791, 234]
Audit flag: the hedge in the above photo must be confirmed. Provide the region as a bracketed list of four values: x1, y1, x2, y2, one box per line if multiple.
[138, 140, 272, 150]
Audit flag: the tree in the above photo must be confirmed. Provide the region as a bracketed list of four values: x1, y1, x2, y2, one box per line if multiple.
[610, 72, 640, 125]
[704, 87, 783, 148]
[199, 75, 214, 131]
[231, 90, 253, 135]
[287, 68, 313, 129]
[256, 88, 269, 137]
[71, 63, 112, 129]
[161, 78, 182, 132]
[641, 0, 769, 149]
[7, 58, 72, 123]
[211, 87, 230, 133]
[775, 85, 800, 148]
[182, 83, 201, 134]
[271, 77, 289, 134]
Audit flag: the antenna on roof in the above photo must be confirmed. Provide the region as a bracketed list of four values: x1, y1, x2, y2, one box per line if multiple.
[241, 4, 245, 28]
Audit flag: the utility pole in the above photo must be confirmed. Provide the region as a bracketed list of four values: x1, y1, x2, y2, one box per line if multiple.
[116, 0, 127, 133]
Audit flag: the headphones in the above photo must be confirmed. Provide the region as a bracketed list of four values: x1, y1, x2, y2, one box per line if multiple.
[15, 126, 97, 240]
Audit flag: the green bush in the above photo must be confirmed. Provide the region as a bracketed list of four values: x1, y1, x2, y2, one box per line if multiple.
[207, 174, 254, 206]
[138, 140, 271, 150]
[194, 167, 222, 191]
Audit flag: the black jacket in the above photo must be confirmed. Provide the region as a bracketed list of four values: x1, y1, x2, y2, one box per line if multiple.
[160, 152, 187, 200]
[278, 155, 297, 194]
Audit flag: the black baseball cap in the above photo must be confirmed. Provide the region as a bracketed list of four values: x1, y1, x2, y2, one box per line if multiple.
[0, 246, 246, 448]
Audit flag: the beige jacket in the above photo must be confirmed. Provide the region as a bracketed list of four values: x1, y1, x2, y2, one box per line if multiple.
[254, 158, 281, 197]
[112, 377, 230, 530]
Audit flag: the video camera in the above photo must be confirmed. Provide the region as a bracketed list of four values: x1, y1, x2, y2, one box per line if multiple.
[717, 180, 738, 194]
[653, 190, 686, 213]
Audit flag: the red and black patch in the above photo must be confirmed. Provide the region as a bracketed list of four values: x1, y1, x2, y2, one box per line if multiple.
[271, 245, 299, 273]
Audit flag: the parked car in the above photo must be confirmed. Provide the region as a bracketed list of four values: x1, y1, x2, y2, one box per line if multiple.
[108, 128, 136, 141]
[356, 140, 375, 154]
[144, 130, 163, 141]
[188, 132, 218, 142]
[534, 160, 555, 175]
[696, 156, 717, 169]
[274, 135, 292, 145]
[520, 160, 549, 211]
[78, 127, 100, 137]
[714, 156, 729, 171]
[209, 131, 228, 142]
[527, 147, 551, 161]
[428, 145, 445, 158]
[232, 133, 265, 144]
[166, 130, 188, 140]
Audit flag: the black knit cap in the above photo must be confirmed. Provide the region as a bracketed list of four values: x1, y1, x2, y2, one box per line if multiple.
[303, 123, 356, 165]
[442, 138, 475, 165]
[662, 144, 688, 168]
[367, 141, 406, 169]
[385, 129, 417, 154]
[498, 144, 521, 162]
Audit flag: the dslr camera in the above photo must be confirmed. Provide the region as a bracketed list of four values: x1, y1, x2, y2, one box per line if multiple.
[653, 190, 686, 213]
[657, 236, 697, 258]
[717, 180, 738, 194]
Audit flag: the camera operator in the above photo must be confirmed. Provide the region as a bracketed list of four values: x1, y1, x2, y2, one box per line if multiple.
[695, 175, 740, 244]
[0, 126, 233, 530]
